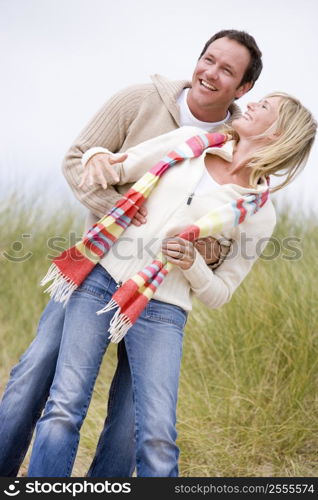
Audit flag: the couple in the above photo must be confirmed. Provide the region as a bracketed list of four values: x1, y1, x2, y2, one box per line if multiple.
[0, 30, 316, 477]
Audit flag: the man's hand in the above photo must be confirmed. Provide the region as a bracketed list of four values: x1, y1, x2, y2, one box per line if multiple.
[161, 237, 196, 270]
[194, 237, 221, 265]
[78, 152, 127, 189]
[79, 151, 147, 227]
[131, 206, 147, 226]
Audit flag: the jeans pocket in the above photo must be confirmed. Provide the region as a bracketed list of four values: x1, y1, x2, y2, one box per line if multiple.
[145, 299, 188, 329]
[76, 265, 116, 300]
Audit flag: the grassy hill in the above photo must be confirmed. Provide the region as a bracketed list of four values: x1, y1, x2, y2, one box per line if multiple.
[0, 197, 317, 477]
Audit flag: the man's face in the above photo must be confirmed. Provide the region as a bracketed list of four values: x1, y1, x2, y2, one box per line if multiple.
[189, 37, 252, 118]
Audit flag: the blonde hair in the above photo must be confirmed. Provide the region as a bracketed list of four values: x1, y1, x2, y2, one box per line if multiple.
[223, 92, 317, 192]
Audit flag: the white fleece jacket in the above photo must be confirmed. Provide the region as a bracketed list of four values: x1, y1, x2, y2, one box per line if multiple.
[83, 126, 276, 311]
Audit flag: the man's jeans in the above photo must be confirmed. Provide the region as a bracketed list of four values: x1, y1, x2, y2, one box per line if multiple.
[0, 265, 186, 477]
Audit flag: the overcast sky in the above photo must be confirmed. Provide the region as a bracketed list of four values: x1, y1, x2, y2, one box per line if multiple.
[1, 0, 317, 215]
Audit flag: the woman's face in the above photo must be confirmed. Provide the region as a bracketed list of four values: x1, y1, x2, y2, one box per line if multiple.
[232, 96, 281, 139]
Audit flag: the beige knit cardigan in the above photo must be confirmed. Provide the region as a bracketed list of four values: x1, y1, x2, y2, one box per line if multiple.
[62, 74, 242, 228]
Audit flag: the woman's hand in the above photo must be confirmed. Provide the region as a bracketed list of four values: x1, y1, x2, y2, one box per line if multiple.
[161, 237, 196, 270]
[78, 152, 127, 189]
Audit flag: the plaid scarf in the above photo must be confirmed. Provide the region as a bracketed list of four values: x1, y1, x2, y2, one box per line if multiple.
[42, 131, 269, 342]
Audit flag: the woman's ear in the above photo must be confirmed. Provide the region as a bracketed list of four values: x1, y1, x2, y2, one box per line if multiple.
[266, 129, 281, 143]
[272, 130, 281, 140]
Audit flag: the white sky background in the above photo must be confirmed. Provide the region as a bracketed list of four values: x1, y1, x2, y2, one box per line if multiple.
[1, 0, 317, 215]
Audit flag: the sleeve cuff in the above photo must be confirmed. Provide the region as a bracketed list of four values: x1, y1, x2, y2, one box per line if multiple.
[209, 238, 232, 270]
[81, 147, 111, 167]
[182, 249, 213, 290]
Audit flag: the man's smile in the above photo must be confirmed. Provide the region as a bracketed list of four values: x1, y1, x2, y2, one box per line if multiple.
[200, 79, 217, 91]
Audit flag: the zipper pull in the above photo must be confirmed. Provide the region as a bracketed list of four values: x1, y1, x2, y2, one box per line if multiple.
[187, 192, 194, 205]
[116, 280, 123, 289]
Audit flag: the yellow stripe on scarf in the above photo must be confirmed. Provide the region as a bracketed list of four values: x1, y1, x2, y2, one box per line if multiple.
[133, 172, 159, 198]
[196, 211, 224, 238]
[75, 242, 102, 264]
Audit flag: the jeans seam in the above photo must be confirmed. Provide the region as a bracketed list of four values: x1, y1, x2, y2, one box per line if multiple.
[123, 338, 141, 474]
[76, 288, 105, 299]
[64, 267, 115, 475]
[106, 350, 122, 417]
[65, 338, 109, 476]
[87, 361, 121, 476]
[124, 313, 183, 477]
[145, 315, 185, 328]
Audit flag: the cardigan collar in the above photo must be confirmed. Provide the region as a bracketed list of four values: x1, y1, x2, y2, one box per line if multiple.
[204, 139, 269, 195]
[205, 139, 235, 162]
[150, 74, 242, 126]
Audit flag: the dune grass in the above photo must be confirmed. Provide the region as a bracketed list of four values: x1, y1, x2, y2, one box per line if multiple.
[0, 194, 317, 477]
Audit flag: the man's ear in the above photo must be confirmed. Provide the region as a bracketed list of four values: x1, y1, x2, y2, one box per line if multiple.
[235, 81, 253, 99]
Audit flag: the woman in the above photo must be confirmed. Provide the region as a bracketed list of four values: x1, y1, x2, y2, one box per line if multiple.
[6, 93, 318, 476]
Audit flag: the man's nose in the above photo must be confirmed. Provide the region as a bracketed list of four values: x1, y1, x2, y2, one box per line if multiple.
[205, 64, 219, 80]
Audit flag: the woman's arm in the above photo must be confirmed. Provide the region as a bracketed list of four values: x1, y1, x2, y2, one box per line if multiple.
[81, 126, 203, 187]
[181, 218, 276, 309]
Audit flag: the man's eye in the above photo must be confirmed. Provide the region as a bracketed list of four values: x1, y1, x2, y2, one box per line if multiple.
[224, 68, 232, 75]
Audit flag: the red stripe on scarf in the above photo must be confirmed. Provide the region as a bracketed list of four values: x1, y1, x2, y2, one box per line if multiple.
[236, 198, 247, 224]
[110, 279, 149, 324]
[114, 189, 146, 217]
[83, 226, 117, 247]
[260, 189, 269, 207]
[150, 160, 172, 176]
[149, 151, 188, 176]
[138, 260, 165, 283]
[260, 176, 270, 207]
[96, 223, 117, 240]
[178, 225, 200, 241]
[206, 133, 226, 147]
[186, 133, 225, 155]
[83, 240, 105, 257]
[110, 260, 170, 324]
[53, 246, 96, 286]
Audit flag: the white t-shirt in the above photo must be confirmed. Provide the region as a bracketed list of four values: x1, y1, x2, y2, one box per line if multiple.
[177, 88, 230, 131]
[177, 88, 226, 193]
[194, 165, 220, 195]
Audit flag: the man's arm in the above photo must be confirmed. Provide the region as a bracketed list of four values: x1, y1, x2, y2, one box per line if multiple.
[62, 84, 151, 219]
[194, 236, 231, 268]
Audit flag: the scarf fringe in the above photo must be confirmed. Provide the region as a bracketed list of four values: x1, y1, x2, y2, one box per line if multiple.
[97, 299, 131, 343]
[96, 299, 132, 344]
[108, 308, 132, 343]
[96, 298, 119, 315]
[40, 263, 78, 305]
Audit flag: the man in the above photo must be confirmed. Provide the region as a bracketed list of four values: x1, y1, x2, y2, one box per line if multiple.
[0, 30, 262, 477]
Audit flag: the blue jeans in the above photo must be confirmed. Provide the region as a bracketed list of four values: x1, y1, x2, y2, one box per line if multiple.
[0, 296, 136, 477]
[87, 340, 136, 477]
[0, 298, 65, 476]
[1, 265, 186, 477]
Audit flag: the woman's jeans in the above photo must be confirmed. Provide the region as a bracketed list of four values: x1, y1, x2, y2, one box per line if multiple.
[0, 265, 187, 477]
